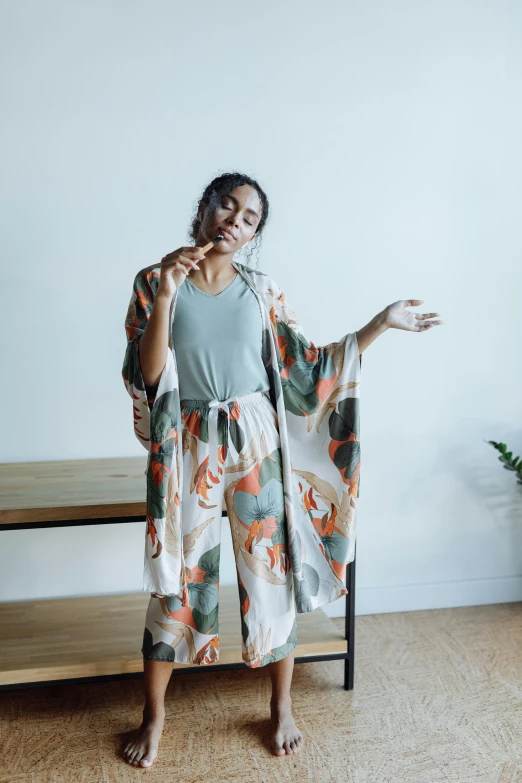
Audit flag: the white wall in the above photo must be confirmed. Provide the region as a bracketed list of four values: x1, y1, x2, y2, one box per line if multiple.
[1, 0, 521, 617]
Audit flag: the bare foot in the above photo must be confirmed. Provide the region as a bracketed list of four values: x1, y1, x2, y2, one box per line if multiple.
[122, 707, 165, 768]
[270, 695, 304, 756]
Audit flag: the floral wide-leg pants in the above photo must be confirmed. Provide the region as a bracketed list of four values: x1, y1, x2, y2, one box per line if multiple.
[141, 390, 298, 668]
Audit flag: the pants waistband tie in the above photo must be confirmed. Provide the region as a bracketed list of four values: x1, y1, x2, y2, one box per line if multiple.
[207, 398, 234, 479]
[181, 391, 270, 479]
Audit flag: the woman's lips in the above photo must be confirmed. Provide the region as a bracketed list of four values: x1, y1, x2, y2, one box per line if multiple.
[220, 229, 235, 241]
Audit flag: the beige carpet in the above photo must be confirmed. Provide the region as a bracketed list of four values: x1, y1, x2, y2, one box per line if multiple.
[1, 601, 521, 783]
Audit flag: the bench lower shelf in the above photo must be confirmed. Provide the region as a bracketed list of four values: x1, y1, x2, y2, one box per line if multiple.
[0, 585, 348, 687]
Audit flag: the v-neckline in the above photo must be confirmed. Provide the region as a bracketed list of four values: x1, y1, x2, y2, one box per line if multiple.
[186, 271, 239, 298]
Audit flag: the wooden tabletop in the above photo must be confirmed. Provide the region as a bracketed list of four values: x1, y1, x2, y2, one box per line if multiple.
[0, 456, 230, 525]
[0, 456, 149, 525]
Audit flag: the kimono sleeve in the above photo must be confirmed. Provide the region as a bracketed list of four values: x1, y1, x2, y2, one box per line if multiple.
[271, 286, 362, 409]
[121, 267, 174, 451]
[271, 286, 362, 497]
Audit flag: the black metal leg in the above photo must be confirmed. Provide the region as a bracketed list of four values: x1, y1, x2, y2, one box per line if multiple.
[344, 541, 356, 690]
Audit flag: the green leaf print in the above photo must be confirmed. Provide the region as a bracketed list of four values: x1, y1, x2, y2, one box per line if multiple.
[289, 357, 334, 394]
[269, 447, 282, 471]
[302, 562, 320, 596]
[197, 408, 245, 454]
[150, 408, 173, 445]
[329, 397, 359, 441]
[270, 510, 287, 546]
[258, 450, 283, 488]
[261, 327, 273, 367]
[288, 360, 317, 393]
[321, 529, 349, 564]
[257, 618, 298, 666]
[150, 390, 178, 443]
[166, 594, 182, 613]
[198, 410, 209, 444]
[125, 343, 145, 391]
[233, 478, 284, 527]
[293, 573, 314, 613]
[147, 463, 168, 519]
[141, 628, 176, 662]
[227, 415, 245, 455]
[192, 605, 219, 635]
[332, 440, 361, 483]
[187, 581, 218, 615]
[280, 376, 320, 417]
[241, 614, 250, 647]
[288, 527, 302, 573]
[329, 397, 360, 481]
[278, 320, 309, 361]
[259, 642, 295, 666]
[198, 544, 220, 584]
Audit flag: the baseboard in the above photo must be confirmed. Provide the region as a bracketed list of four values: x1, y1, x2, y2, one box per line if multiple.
[320, 574, 522, 618]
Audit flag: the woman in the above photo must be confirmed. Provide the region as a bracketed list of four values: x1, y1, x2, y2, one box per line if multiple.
[121, 172, 443, 767]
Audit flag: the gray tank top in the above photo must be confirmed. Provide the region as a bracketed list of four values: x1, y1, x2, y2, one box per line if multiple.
[171, 270, 271, 402]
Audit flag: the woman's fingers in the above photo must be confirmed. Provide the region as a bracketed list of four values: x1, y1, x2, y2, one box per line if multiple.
[417, 319, 443, 330]
[178, 254, 200, 268]
[163, 255, 199, 269]
[163, 247, 205, 262]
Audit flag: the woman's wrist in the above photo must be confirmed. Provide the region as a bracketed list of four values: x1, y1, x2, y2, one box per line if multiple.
[154, 290, 174, 306]
[355, 311, 389, 354]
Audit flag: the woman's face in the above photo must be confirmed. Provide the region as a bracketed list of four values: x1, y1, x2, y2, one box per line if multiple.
[197, 184, 262, 252]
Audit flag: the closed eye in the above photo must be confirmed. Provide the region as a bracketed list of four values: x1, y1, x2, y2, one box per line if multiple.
[223, 204, 252, 226]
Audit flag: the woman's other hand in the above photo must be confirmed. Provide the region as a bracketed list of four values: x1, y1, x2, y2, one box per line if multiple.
[382, 300, 444, 332]
[157, 246, 206, 299]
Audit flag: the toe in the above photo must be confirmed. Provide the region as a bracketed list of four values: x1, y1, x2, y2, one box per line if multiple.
[290, 741, 297, 752]
[283, 741, 292, 754]
[274, 745, 285, 756]
[140, 755, 154, 768]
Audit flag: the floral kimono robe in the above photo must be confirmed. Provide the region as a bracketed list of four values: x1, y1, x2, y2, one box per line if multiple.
[122, 259, 361, 614]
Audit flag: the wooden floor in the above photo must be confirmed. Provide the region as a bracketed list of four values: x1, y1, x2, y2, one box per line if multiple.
[0, 600, 521, 782]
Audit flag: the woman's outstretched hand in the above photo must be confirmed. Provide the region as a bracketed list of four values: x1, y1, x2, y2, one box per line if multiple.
[382, 300, 444, 331]
[355, 300, 444, 354]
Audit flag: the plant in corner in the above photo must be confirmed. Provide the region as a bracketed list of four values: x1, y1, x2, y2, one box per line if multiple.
[487, 440, 522, 486]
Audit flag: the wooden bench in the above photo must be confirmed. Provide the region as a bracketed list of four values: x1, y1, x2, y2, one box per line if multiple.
[0, 457, 356, 690]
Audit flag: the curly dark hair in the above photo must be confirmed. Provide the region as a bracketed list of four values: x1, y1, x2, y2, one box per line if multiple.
[188, 171, 270, 269]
